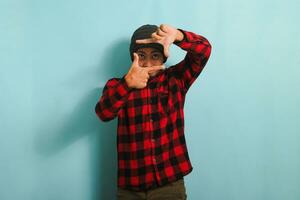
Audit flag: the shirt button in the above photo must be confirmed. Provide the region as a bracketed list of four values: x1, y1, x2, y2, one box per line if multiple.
[151, 139, 155, 143]
[150, 118, 153, 122]
[153, 158, 156, 164]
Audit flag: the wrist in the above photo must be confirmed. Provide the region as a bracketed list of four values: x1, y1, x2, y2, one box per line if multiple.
[175, 29, 184, 42]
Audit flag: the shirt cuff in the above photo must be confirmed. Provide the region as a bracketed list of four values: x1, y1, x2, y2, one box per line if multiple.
[173, 29, 187, 46]
[119, 76, 133, 93]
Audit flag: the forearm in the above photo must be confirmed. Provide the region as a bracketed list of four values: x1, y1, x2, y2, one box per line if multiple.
[95, 77, 131, 121]
[175, 29, 211, 58]
[170, 29, 212, 91]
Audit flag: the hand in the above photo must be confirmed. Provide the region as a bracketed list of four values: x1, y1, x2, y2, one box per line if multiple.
[135, 24, 184, 58]
[125, 53, 165, 89]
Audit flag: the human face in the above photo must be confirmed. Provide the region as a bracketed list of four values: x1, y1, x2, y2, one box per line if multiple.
[136, 48, 164, 77]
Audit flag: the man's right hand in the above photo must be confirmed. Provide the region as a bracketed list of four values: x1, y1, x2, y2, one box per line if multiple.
[125, 53, 165, 89]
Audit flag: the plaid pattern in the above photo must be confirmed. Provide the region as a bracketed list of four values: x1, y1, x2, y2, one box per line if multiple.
[95, 29, 212, 191]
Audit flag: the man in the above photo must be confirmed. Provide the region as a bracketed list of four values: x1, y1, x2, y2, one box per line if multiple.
[95, 24, 211, 200]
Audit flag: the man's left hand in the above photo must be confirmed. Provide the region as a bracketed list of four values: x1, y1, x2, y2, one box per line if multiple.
[136, 24, 184, 58]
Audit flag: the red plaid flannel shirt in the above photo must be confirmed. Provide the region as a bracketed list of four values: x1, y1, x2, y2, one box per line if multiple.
[95, 29, 211, 191]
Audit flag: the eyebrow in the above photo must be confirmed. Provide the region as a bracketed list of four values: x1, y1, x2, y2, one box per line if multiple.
[137, 50, 161, 54]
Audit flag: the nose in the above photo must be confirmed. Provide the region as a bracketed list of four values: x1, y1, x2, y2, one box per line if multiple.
[141, 59, 152, 68]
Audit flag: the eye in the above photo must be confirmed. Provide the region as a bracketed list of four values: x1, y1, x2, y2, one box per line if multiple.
[138, 53, 145, 60]
[152, 53, 161, 60]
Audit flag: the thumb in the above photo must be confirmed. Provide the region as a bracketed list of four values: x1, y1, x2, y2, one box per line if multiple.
[132, 53, 140, 67]
[163, 44, 170, 58]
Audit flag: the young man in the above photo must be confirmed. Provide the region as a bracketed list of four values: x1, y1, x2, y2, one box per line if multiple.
[95, 24, 211, 200]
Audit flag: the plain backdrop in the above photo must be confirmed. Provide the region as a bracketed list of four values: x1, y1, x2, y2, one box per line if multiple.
[0, 0, 299, 199]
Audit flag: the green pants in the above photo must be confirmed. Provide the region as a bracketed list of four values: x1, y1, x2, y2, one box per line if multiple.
[117, 178, 187, 200]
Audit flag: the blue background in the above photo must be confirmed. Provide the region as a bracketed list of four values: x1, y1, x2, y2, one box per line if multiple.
[1, 0, 299, 199]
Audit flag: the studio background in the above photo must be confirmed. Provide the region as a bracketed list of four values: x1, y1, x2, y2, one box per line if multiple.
[1, 0, 299, 199]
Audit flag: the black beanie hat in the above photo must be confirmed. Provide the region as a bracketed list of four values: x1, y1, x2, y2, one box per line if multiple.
[129, 24, 167, 63]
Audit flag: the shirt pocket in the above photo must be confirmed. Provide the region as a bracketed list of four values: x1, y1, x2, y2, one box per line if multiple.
[157, 85, 181, 116]
[157, 86, 170, 116]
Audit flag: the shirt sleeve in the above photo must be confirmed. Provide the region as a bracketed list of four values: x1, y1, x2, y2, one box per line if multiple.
[95, 77, 132, 121]
[167, 29, 212, 93]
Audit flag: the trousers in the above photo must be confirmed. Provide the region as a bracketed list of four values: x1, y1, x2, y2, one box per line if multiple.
[117, 178, 187, 200]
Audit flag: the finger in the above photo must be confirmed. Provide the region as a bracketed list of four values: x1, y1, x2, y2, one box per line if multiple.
[156, 28, 167, 36]
[146, 65, 165, 73]
[151, 32, 163, 41]
[136, 38, 155, 44]
[145, 73, 150, 79]
[140, 72, 150, 79]
[159, 24, 169, 33]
